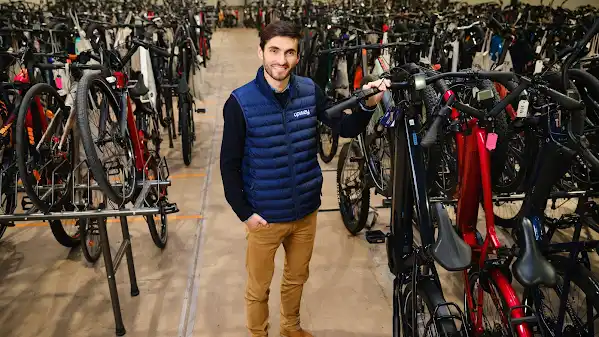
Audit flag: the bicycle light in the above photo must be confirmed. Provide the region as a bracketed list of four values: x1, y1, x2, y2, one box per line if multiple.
[413, 73, 426, 91]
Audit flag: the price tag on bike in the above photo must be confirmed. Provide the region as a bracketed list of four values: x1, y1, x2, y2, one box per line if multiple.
[517, 99, 529, 118]
[486, 132, 498, 151]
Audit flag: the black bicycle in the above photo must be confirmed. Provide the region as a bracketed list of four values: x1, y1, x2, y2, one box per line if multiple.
[323, 65, 560, 337]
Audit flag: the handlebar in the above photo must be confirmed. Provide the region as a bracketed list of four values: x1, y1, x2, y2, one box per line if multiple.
[35, 63, 106, 71]
[317, 41, 424, 55]
[323, 68, 585, 149]
[132, 38, 170, 57]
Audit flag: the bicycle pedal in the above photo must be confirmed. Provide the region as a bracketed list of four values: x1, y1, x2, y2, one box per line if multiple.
[163, 202, 179, 214]
[104, 159, 123, 176]
[382, 198, 392, 208]
[349, 156, 364, 163]
[365, 230, 386, 244]
[196, 108, 206, 113]
[21, 196, 34, 211]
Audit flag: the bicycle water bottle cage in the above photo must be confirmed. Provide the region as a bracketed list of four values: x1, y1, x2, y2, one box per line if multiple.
[431, 203, 472, 271]
[512, 217, 557, 287]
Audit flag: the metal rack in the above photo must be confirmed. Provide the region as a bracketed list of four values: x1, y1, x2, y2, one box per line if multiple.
[0, 126, 178, 336]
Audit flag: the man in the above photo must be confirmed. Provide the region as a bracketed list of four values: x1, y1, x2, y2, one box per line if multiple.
[220, 21, 390, 337]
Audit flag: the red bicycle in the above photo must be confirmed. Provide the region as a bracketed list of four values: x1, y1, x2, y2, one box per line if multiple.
[427, 72, 557, 337]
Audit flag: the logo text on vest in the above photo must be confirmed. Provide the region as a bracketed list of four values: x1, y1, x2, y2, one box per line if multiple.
[293, 109, 311, 118]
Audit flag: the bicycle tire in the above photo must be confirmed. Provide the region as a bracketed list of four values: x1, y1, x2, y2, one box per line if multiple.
[49, 219, 80, 248]
[80, 217, 102, 262]
[337, 141, 370, 235]
[152, 55, 169, 129]
[146, 203, 168, 248]
[15, 83, 73, 213]
[76, 72, 136, 205]
[317, 122, 338, 163]
[180, 44, 193, 166]
[529, 254, 599, 335]
[467, 269, 532, 337]
[180, 95, 192, 166]
[355, 74, 394, 197]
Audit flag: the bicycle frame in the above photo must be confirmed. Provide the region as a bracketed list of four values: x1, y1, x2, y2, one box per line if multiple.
[452, 112, 531, 337]
[113, 71, 146, 173]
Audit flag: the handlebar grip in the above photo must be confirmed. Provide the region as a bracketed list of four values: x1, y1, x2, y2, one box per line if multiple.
[358, 87, 380, 99]
[421, 115, 443, 148]
[324, 96, 358, 119]
[424, 69, 452, 99]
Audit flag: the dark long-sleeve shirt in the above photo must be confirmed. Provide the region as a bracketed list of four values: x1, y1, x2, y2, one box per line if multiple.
[220, 82, 376, 222]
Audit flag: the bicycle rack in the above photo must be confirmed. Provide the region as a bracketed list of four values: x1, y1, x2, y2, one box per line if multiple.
[0, 126, 178, 336]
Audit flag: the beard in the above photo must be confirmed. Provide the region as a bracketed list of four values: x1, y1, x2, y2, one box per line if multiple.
[264, 62, 293, 81]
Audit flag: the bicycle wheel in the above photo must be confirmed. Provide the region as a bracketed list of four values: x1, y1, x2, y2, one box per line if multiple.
[466, 269, 531, 337]
[80, 217, 103, 263]
[317, 122, 338, 163]
[16, 83, 74, 213]
[337, 141, 370, 235]
[76, 71, 137, 205]
[179, 46, 193, 166]
[529, 254, 599, 336]
[360, 74, 394, 197]
[0, 157, 16, 241]
[144, 157, 168, 248]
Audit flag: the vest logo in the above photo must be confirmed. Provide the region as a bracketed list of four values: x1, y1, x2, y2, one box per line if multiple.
[293, 109, 311, 118]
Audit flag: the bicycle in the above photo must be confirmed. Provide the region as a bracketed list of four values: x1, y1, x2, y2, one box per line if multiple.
[323, 66, 558, 337]
[75, 37, 175, 248]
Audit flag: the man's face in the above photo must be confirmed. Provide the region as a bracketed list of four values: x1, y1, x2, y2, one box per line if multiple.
[258, 36, 299, 81]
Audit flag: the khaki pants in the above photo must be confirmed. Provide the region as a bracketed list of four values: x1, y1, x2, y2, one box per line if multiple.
[245, 210, 318, 337]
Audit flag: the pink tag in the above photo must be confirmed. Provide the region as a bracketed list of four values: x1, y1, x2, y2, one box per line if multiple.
[486, 133, 498, 151]
[55, 76, 62, 90]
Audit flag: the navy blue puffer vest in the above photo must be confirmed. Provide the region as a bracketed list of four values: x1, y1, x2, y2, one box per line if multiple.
[231, 67, 323, 223]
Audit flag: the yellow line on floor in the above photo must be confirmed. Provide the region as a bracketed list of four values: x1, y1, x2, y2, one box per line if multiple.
[13, 214, 203, 228]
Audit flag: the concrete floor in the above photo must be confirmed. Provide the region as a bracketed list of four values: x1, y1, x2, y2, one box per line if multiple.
[0, 28, 593, 337]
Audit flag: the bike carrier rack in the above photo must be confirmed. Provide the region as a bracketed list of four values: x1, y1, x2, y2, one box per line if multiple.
[429, 302, 470, 337]
[0, 143, 178, 335]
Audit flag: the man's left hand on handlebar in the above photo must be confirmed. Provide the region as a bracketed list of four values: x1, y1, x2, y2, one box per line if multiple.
[363, 78, 391, 108]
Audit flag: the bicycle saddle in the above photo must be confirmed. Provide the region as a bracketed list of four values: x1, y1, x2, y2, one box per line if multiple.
[431, 203, 472, 271]
[130, 74, 150, 99]
[512, 217, 557, 288]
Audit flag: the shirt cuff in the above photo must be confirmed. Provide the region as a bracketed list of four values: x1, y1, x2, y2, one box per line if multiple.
[359, 101, 377, 112]
[237, 208, 255, 223]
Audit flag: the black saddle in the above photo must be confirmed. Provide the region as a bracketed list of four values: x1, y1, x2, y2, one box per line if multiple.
[130, 74, 149, 99]
[431, 203, 472, 271]
[512, 217, 557, 287]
